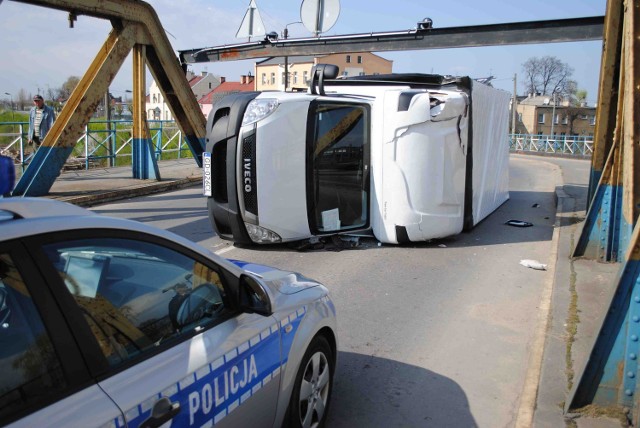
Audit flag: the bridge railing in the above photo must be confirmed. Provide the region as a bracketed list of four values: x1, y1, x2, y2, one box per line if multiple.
[1, 121, 594, 172]
[0, 119, 193, 172]
[509, 134, 593, 157]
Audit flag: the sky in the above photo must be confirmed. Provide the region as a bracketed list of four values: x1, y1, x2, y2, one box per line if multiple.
[0, 0, 606, 105]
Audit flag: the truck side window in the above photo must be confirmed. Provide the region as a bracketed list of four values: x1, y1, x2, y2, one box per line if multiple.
[308, 103, 369, 233]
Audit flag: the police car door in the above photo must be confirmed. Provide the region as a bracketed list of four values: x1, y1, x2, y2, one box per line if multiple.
[38, 233, 282, 428]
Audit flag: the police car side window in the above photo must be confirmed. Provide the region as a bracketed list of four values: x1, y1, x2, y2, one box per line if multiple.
[0, 253, 68, 423]
[42, 238, 231, 366]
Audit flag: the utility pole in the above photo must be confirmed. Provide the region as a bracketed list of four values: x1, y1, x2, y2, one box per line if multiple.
[550, 92, 557, 138]
[105, 91, 113, 166]
[511, 73, 517, 135]
[283, 22, 302, 91]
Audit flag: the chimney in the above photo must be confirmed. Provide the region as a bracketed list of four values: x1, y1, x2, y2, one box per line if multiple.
[240, 75, 246, 84]
[201, 71, 207, 77]
[220, 77, 225, 83]
[248, 75, 254, 84]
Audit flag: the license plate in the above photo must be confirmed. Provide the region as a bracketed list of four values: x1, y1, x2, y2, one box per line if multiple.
[202, 152, 212, 197]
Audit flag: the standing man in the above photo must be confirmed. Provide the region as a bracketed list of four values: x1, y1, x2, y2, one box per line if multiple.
[28, 94, 56, 147]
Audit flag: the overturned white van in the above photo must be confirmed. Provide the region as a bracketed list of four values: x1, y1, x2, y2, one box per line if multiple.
[203, 65, 510, 245]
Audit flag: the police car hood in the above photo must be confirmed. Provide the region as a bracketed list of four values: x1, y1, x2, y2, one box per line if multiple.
[228, 259, 323, 295]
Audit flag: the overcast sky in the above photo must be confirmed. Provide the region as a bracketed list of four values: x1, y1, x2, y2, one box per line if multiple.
[0, 0, 605, 104]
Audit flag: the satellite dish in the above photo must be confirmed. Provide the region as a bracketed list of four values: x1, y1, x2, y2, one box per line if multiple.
[300, 0, 340, 36]
[236, 0, 266, 40]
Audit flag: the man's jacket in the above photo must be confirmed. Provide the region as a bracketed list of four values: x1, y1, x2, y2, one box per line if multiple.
[28, 104, 56, 141]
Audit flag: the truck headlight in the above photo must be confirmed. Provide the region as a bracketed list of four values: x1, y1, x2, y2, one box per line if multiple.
[245, 223, 282, 243]
[242, 99, 279, 125]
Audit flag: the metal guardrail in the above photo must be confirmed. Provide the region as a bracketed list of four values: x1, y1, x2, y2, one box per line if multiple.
[509, 134, 593, 156]
[0, 119, 193, 172]
[1, 121, 593, 172]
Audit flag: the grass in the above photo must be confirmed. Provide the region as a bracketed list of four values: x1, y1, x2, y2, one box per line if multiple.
[566, 218, 579, 390]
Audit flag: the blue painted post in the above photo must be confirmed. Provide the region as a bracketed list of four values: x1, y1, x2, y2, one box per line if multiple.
[132, 44, 160, 180]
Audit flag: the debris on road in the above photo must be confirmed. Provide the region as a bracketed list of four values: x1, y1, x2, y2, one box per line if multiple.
[519, 259, 547, 270]
[506, 220, 534, 227]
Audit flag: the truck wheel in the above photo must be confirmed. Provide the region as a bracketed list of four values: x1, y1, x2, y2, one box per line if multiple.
[288, 335, 334, 428]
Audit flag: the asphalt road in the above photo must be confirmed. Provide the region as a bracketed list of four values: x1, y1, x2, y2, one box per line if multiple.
[92, 154, 588, 427]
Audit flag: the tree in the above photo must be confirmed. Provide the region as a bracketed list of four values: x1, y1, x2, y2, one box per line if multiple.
[59, 76, 81, 100]
[521, 56, 574, 97]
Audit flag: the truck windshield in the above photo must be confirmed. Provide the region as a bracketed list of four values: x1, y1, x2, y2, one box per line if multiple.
[307, 102, 369, 233]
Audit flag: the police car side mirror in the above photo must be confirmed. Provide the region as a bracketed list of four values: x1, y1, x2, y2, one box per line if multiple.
[239, 275, 272, 316]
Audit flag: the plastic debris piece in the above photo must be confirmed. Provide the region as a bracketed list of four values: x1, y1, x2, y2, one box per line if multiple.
[438, 244, 447, 248]
[505, 220, 533, 227]
[519, 259, 547, 271]
[532, 203, 540, 208]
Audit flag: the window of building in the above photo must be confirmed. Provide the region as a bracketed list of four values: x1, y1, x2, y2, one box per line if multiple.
[562, 115, 568, 124]
[303, 71, 308, 84]
[152, 95, 157, 103]
[281, 72, 286, 84]
[357, 55, 362, 64]
[553, 114, 559, 125]
[208, 83, 212, 89]
[518, 113, 523, 123]
[589, 115, 596, 125]
[270, 72, 276, 85]
[293, 71, 298, 84]
[537, 113, 545, 124]
[262, 73, 266, 84]
[346, 55, 351, 63]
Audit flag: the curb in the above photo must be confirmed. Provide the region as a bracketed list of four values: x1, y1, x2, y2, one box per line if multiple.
[49, 176, 202, 207]
[515, 185, 569, 427]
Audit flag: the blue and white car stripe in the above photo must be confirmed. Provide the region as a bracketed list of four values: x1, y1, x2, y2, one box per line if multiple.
[113, 306, 306, 428]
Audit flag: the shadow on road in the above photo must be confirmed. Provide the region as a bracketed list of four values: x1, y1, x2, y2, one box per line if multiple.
[327, 351, 477, 427]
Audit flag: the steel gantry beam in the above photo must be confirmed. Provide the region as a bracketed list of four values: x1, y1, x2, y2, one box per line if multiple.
[568, 0, 640, 421]
[178, 16, 604, 65]
[10, 0, 206, 197]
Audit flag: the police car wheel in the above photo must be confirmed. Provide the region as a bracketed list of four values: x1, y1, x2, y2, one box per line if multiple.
[288, 335, 333, 428]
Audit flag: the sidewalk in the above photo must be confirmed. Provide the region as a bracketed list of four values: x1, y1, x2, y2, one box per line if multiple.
[43, 158, 203, 207]
[533, 186, 623, 427]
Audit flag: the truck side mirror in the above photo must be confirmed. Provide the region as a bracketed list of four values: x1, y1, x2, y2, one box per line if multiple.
[309, 64, 339, 96]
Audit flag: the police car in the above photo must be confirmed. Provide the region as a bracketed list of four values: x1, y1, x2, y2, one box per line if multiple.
[0, 197, 337, 428]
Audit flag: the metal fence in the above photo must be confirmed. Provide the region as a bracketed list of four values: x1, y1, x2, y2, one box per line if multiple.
[1, 121, 593, 172]
[0, 120, 193, 172]
[509, 134, 593, 157]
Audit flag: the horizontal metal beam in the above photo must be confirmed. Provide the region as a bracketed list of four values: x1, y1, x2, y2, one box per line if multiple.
[179, 16, 604, 64]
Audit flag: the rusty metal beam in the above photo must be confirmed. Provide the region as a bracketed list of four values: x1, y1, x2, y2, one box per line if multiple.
[179, 16, 604, 64]
[588, 0, 624, 204]
[568, 0, 640, 421]
[10, 0, 207, 196]
[13, 22, 139, 196]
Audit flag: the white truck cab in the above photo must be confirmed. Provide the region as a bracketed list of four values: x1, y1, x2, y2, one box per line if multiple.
[203, 65, 510, 245]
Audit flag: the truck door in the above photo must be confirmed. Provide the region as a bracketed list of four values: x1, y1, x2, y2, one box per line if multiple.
[306, 101, 371, 235]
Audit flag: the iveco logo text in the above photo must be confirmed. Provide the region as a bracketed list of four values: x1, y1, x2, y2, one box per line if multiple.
[243, 158, 252, 193]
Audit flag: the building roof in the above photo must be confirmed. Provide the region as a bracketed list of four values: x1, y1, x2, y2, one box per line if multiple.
[188, 75, 204, 86]
[198, 79, 255, 104]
